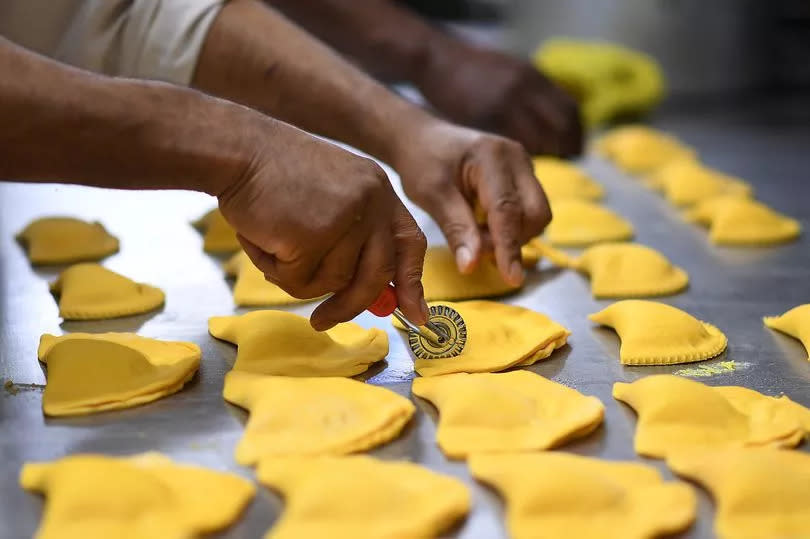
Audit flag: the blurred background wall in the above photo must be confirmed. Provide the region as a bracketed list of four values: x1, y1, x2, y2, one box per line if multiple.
[400, 0, 810, 97]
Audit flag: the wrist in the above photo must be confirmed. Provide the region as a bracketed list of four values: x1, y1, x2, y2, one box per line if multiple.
[359, 6, 440, 84]
[134, 83, 265, 197]
[182, 99, 267, 198]
[412, 31, 469, 93]
[386, 114, 457, 178]
[0, 38, 260, 195]
[372, 101, 442, 169]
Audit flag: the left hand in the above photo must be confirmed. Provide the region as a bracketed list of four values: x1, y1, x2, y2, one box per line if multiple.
[392, 120, 552, 286]
[416, 40, 583, 157]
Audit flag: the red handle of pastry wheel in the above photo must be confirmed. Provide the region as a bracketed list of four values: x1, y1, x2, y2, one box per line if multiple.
[366, 285, 452, 346]
[367, 284, 398, 317]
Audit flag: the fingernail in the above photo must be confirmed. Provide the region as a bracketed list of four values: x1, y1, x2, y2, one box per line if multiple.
[509, 260, 525, 286]
[456, 245, 473, 273]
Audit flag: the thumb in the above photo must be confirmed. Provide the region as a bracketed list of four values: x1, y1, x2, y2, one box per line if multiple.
[430, 189, 482, 274]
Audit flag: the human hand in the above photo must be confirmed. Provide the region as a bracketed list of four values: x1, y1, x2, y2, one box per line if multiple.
[218, 120, 428, 330]
[416, 41, 583, 157]
[392, 120, 552, 286]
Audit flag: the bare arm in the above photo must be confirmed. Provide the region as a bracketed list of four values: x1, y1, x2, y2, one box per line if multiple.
[0, 36, 248, 195]
[263, 0, 583, 156]
[0, 36, 428, 328]
[253, 0, 434, 83]
[191, 0, 552, 284]
[192, 0, 436, 167]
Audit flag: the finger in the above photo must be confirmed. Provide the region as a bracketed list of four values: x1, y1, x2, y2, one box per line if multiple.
[310, 228, 395, 331]
[528, 92, 583, 158]
[561, 105, 585, 157]
[528, 68, 584, 155]
[270, 253, 327, 298]
[528, 91, 568, 133]
[502, 105, 557, 156]
[420, 182, 482, 275]
[307, 223, 367, 295]
[547, 84, 585, 156]
[475, 157, 525, 286]
[237, 233, 278, 277]
[238, 234, 326, 300]
[525, 97, 568, 157]
[512, 158, 552, 241]
[391, 201, 429, 326]
[246, 229, 324, 297]
[543, 75, 579, 107]
[543, 77, 583, 122]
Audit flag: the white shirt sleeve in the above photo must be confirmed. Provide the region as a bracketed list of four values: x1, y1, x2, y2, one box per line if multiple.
[0, 0, 225, 86]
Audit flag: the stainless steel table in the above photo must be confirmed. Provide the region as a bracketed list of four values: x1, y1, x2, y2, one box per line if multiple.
[2, 97, 809, 538]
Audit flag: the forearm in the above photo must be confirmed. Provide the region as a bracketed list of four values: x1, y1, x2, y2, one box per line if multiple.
[192, 0, 438, 166]
[0, 37, 256, 196]
[263, 0, 446, 83]
[259, 0, 583, 156]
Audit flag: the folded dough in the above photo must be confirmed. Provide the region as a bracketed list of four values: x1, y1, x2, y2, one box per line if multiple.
[523, 238, 576, 268]
[192, 208, 240, 254]
[223, 371, 414, 464]
[577, 243, 688, 298]
[589, 300, 726, 365]
[412, 371, 604, 458]
[613, 375, 808, 458]
[534, 39, 665, 127]
[393, 300, 569, 377]
[257, 455, 470, 539]
[209, 310, 388, 377]
[224, 251, 316, 306]
[685, 195, 801, 245]
[647, 159, 752, 207]
[20, 452, 254, 539]
[422, 246, 519, 300]
[713, 385, 810, 434]
[37, 333, 200, 416]
[50, 263, 164, 320]
[16, 216, 119, 265]
[519, 243, 542, 267]
[469, 452, 696, 539]
[668, 448, 810, 539]
[533, 241, 688, 298]
[544, 200, 634, 247]
[596, 125, 694, 174]
[532, 156, 604, 201]
[764, 304, 810, 360]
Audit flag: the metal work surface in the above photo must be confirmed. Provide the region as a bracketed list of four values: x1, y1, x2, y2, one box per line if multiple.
[2, 98, 809, 538]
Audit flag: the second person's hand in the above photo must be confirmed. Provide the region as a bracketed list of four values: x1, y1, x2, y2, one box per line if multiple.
[416, 40, 583, 158]
[217, 117, 428, 331]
